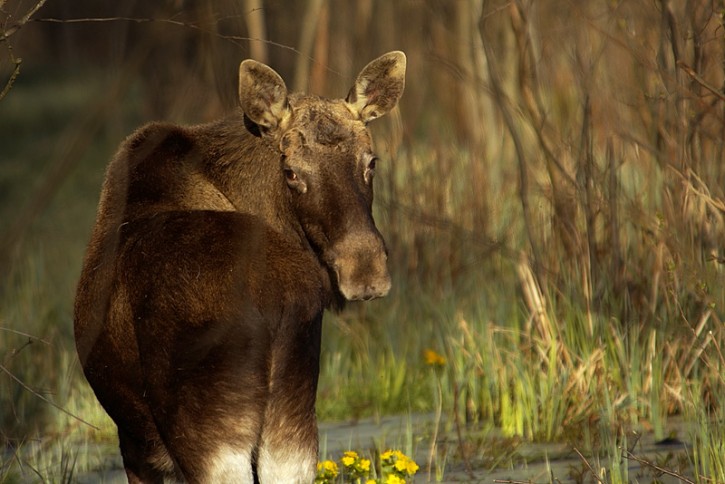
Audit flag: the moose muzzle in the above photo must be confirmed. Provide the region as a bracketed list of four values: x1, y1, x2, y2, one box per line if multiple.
[330, 230, 391, 301]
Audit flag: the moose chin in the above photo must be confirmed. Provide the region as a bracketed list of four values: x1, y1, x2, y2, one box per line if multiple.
[74, 51, 406, 483]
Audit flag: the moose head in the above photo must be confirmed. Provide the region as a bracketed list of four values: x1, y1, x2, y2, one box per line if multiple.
[238, 52, 406, 301]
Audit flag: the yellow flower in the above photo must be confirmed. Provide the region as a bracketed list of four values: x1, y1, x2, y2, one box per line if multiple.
[342, 450, 359, 467]
[316, 459, 339, 482]
[359, 457, 371, 471]
[423, 348, 446, 366]
[381, 449, 419, 477]
[405, 459, 419, 475]
[385, 475, 405, 484]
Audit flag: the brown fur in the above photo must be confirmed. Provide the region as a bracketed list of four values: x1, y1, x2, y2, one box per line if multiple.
[74, 52, 406, 483]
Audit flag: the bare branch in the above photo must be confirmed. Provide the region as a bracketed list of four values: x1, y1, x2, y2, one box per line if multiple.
[1, 0, 47, 102]
[479, 9, 544, 276]
[0, 50, 21, 102]
[1, 0, 48, 40]
[623, 450, 695, 484]
[677, 61, 725, 102]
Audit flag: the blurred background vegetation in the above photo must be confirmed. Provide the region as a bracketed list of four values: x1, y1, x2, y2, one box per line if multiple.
[1, 0, 724, 481]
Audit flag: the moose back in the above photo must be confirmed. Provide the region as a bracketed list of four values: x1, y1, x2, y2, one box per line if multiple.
[74, 51, 406, 483]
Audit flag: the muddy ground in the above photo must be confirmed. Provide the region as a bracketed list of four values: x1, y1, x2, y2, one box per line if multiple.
[74, 413, 696, 483]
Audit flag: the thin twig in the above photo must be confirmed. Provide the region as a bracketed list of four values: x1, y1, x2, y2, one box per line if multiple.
[623, 450, 695, 484]
[572, 447, 605, 484]
[0, 363, 100, 431]
[0, 53, 21, 102]
[677, 61, 725, 102]
[0, 327, 51, 345]
[3, 339, 33, 365]
[30, 17, 341, 76]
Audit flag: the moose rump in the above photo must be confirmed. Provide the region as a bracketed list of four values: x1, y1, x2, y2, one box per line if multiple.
[73, 51, 405, 483]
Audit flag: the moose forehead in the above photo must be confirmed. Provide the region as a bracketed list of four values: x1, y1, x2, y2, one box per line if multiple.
[288, 95, 372, 151]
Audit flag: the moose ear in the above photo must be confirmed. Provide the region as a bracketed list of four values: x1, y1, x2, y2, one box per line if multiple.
[239, 59, 291, 135]
[346, 51, 406, 123]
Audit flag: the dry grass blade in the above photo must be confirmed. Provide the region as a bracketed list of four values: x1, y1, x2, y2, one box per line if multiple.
[0, 364, 100, 431]
[683, 310, 714, 378]
[517, 256, 550, 344]
[516, 256, 574, 368]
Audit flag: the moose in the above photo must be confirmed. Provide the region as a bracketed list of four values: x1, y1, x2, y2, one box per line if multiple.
[74, 51, 406, 483]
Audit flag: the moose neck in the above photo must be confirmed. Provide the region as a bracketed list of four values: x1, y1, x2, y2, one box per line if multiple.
[197, 112, 304, 241]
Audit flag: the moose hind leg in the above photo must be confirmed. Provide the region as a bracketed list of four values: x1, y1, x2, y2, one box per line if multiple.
[256, 320, 322, 483]
[204, 443, 255, 483]
[141, 330, 270, 483]
[256, 422, 318, 484]
[118, 429, 171, 484]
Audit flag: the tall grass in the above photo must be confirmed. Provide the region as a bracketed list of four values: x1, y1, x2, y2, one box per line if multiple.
[320, 3, 724, 479]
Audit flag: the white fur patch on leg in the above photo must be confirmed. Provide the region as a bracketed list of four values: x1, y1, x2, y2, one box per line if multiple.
[256, 444, 316, 484]
[205, 446, 254, 483]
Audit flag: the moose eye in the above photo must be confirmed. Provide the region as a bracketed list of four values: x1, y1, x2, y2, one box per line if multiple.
[284, 168, 298, 182]
[283, 167, 307, 194]
[364, 157, 378, 183]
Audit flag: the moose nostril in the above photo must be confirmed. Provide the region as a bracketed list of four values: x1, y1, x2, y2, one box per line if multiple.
[363, 283, 389, 300]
